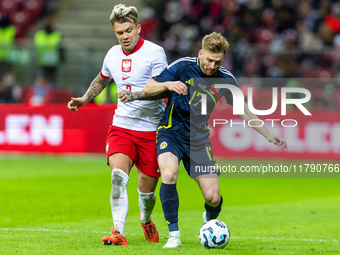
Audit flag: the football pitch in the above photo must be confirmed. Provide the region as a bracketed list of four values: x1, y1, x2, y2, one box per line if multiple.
[0, 154, 339, 254]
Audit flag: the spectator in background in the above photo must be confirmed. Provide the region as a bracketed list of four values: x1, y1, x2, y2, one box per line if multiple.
[329, 34, 340, 73]
[167, 16, 200, 55]
[312, 83, 338, 110]
[152, 0, 340, 80]
[160, 0, 183, 37]
[272, 2, 297, 33]
[34, 24, 62, 84]
[139, 7, 160, 41]
[321, 83, 338, 109]
[253, 8, 277, 51]
[296, 20, 323, 53]
[26, 72, 53, 106]
[297, 0, 319, 33]
[319, 2, 340, 44]
[0, 16, 16, 79]
[0, 72, 22, 103]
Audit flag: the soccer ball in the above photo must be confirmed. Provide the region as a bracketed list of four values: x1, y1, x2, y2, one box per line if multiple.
[199, 219, 230, 249]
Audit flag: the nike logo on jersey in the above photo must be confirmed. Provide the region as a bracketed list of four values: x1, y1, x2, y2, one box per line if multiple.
[122, 76, 130, 80]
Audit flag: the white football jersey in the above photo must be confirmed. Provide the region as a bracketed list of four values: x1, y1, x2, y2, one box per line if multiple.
[100, 38, 168, 131]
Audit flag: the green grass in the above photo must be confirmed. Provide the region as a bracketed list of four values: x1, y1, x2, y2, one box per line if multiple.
[0, 155, 339, 254]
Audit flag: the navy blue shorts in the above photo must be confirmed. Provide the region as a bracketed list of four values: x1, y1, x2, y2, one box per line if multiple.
[157, 130, 218, 178]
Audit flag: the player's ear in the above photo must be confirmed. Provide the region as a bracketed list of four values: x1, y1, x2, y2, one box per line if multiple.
[137, 23, 141, 33]
[198, 49, 203, 58]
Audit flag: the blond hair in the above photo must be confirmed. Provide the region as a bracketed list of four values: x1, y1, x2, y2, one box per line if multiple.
[110, 4, 138, 24]
[202, 32, 229, 55]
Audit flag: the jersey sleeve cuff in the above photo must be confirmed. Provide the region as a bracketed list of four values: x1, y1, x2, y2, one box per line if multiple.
[100, 71, 111, 79]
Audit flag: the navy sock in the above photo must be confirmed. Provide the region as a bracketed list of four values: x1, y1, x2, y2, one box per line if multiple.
[205, 196, 223, 221]
[159, 183, 179, 232]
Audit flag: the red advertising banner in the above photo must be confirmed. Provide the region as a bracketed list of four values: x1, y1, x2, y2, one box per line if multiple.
[0, 104, 339, 159]
[0, 104, 115, 153]
[208, 107, 340, 160]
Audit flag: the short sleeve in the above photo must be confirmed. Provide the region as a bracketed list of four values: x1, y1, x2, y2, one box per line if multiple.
[153, 60, 180, 82]
[100, 52, 112, 79]
[151, 47, 168, 78]
[154, 68, 177, 82]
[224, 76, 239, 106]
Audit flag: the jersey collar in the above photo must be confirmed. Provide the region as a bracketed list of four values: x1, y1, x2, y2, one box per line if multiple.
[122, 37, 145, 56]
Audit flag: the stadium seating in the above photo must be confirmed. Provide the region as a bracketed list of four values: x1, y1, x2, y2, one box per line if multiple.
[0, 0, 45, 38]
[9, 11, 31, 38]
[23, 0, 44, 21]
[0, 0, 20, 17]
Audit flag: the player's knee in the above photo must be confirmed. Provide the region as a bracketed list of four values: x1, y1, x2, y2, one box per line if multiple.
[111, 169, 128, 186]
[161, 170, 177, 184]
[204, 191, 220, 206]
[138, 183, 156, 193]
[111, 169, 129, 197]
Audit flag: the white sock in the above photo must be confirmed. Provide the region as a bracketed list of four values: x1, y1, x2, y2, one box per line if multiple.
[110, 168, 129, 236]
[138, 189, 156, 224]
[169, 230, 180, 238]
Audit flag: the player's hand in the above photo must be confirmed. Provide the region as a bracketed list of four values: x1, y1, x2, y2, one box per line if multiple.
[166, 81, 187, 95]
[117, 90, 134, 103]
[67, 97, 86, 112]
[267, 134, 288, 150]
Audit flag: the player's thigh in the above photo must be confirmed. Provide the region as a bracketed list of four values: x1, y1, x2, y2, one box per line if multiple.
[106, 125, 137, 175]
[158, 152, 179, 184]
[188, 144, 216, 178]
[108, 153, 134, 175]
[137, 170, 158, 193]
[194, 174, 220, 206]
[135, 131, 160, 178]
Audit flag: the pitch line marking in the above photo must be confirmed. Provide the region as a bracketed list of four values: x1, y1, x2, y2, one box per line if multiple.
[0, 228, 338, 243]
[0, 228, 108, 234]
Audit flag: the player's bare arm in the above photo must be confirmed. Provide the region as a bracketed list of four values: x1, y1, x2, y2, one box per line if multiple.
[240, 102, 288, 150]
[117, 90, 170, 103]
[67, 73, 111, 112]
[117, 79, 187, 103]
[143, 79, 188, 97]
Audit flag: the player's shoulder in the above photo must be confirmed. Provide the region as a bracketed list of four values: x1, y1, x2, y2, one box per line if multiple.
[106, 45, 121, 56]
[143, 39, 164, 50]
[168, 57, 197, 70]
[142, 40, 166, 58]
[218, 65, 237, 81]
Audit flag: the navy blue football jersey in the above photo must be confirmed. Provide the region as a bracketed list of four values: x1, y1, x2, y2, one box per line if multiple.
[154, 57, 238, 146]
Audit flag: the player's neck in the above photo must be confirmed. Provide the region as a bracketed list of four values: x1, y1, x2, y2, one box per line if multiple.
[122, 37, 144, 56]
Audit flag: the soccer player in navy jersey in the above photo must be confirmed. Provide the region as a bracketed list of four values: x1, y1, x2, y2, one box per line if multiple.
[118, 32, 287, 248]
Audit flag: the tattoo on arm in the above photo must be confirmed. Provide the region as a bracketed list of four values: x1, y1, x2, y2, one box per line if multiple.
[84, 74, 111, 103]
[125, 90, 170, 101]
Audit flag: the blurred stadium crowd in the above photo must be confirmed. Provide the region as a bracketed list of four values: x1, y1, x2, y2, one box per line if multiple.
[0, 0, 63, 104]
[142, 0, 340, 78]
[0, 0, 339, 109]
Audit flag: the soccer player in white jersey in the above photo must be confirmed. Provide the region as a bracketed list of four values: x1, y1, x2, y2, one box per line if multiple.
[67, 4, 168, 246]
